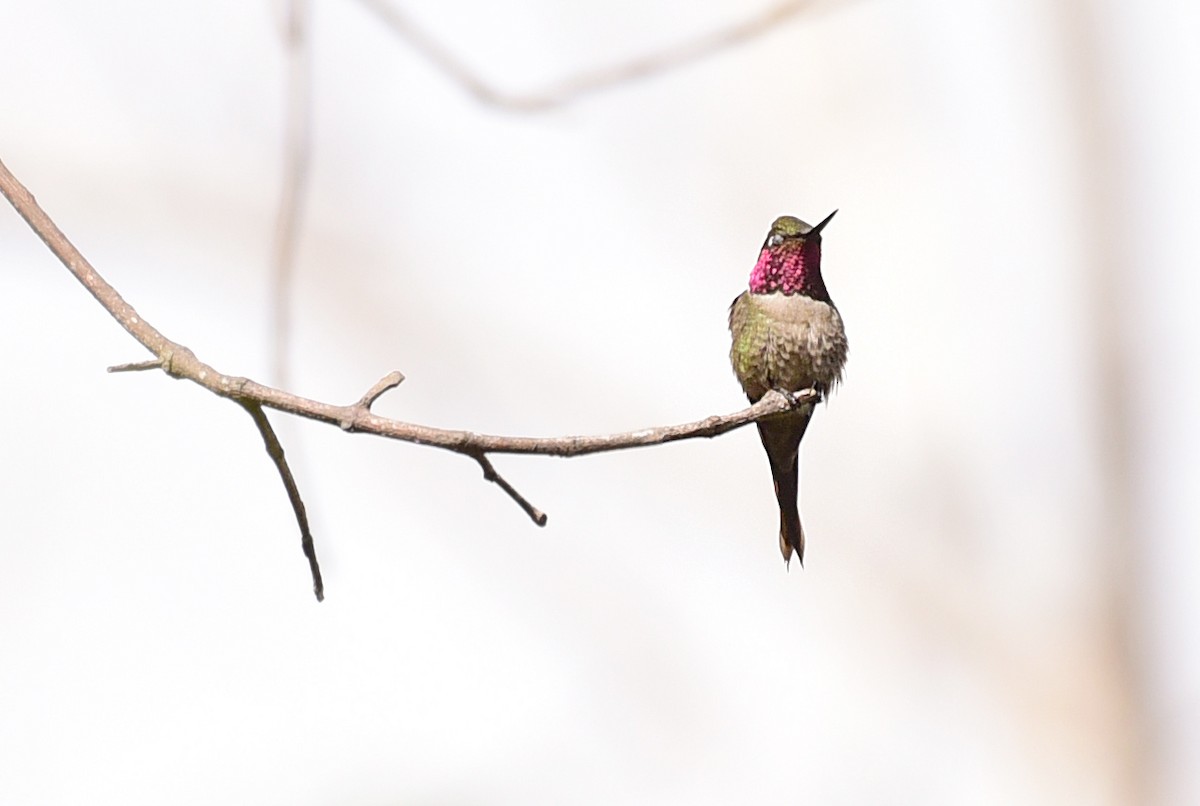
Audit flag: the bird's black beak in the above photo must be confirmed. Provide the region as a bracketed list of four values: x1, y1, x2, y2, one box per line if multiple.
[809, 209, 838, 237]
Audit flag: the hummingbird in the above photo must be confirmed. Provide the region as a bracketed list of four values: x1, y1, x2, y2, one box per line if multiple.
[728, 211, 848, 565]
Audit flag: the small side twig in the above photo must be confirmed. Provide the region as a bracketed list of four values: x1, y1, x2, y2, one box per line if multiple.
[355, 371, 405, 411]
[239, 400, 324, 602]
[107, 359, 163, 373]
[473, 453, 547, 527]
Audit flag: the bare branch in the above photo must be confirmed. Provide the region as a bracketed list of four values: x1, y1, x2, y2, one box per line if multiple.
[239, 400, 324, 602]
[270, 0, 313, 386]
[354, 0, 824, 111]
[473, 453, 547, 527]
[0, 156, 813, 591]
[1, 154, 809, 454]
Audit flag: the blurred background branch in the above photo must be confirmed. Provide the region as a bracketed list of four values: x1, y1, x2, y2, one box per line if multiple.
[353, 0, 826, 111]
[270, 0, 312, 387]
[268, 0, 829, 387]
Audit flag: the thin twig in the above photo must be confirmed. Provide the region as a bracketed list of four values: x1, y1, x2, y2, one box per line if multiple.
[354, 0, 824, 111]
[239, 399, 325, 602]
[270, 0, 313, 387]
[473, 453, 547, 526]
[354, 370, 405, 412]
[107, 359, 163, 373]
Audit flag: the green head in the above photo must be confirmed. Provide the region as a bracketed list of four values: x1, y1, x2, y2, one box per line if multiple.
[763, 210, 837, 248]
[749, 210, 838, 297]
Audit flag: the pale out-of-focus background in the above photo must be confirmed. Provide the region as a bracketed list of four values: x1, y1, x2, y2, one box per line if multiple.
[1, 1, 1197, 803]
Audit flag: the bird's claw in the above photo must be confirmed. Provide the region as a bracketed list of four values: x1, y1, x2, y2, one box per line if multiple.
[776, 388, 817, 408]
[763, 388, 821, 411]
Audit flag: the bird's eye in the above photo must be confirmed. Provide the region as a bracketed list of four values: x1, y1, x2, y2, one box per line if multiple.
[766, 233, 784, 248]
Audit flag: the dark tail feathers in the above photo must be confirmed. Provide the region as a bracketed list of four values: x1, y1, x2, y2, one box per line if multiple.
[756, 414, 810, 567]
[772, 459, 805, 566]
